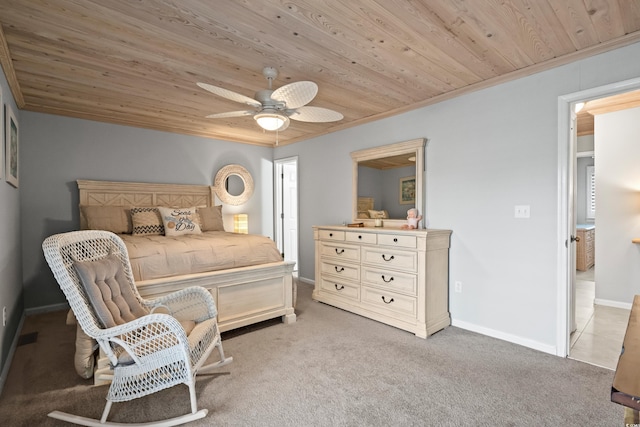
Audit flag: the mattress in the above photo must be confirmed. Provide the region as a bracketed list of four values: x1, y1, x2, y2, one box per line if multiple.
[120, 231, 283, 281]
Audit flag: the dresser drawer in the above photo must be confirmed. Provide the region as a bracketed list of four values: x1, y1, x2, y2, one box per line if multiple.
[345, 231, 377, 244]
[378, 234, 417, 249]
[321, 260, 360, 281]
[319, 277, 360, 301]
[319, 242, 360, 262]
[361, 286, 416, 317]
[319, 229, 345, 241]
[361, 267, 417, 295]
[361, 247, 417, 272]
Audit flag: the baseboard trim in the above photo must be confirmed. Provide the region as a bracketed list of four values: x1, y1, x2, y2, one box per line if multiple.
[25, 302, 69, 316]
[0, 313, 25, 396]
[452, 319, 557, 356]
[595, 298, 632, 310]
[296, 276, 314, 286]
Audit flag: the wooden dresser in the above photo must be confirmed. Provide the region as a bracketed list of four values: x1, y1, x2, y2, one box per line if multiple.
[576, 225, 595, 271]
[313, 225, 452, 338]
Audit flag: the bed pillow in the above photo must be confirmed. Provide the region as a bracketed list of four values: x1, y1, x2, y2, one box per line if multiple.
[130, 207, 164, 236]
[157, 206, 202, 236]
[368, 209, 389, 219]
[73, 254, 149, 328]
[81, 205, 132, 234]
[197, 205, 225, 231]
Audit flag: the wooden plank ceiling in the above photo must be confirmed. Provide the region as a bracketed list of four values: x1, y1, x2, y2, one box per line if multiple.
[1, 0, 640, 147]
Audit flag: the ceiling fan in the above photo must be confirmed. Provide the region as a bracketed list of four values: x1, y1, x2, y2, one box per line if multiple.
[197, 67, 343, 132]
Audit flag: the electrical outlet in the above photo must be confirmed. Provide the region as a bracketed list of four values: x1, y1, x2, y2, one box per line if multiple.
[2, 307, 6, 326]
[454, 281, 462, 293]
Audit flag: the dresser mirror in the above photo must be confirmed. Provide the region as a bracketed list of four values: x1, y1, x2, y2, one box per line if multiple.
[351, 138, 426, 227]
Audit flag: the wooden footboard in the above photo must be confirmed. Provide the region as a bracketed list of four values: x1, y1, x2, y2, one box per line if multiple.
[136, 261, 297, 331]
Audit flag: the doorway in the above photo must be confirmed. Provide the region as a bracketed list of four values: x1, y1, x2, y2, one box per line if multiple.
[274, 157, 299, 272]
[557, 76, 640, 358]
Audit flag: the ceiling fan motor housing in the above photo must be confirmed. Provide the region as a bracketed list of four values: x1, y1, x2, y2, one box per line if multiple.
[254, 89, 286, 110]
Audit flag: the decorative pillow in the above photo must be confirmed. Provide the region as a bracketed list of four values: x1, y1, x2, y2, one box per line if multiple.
[368, 209, 389, 219]
[73, 254, 149, 328]
[197, 205, 225, 231]
[81, 205, 132, 234]
[157, 206, 202, 236]
[130, 207, 164, 236]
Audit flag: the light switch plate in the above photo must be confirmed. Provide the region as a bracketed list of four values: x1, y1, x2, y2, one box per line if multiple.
[515, 205, 530, 219]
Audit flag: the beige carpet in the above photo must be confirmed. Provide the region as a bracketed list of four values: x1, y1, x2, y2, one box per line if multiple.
[0, 282, 624, 426]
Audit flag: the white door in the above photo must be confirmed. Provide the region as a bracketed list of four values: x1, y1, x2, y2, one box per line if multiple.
[274, 157, 299, 271]
[569, 111, 578, 337]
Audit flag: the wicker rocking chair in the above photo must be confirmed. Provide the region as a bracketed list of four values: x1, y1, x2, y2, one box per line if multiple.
[42, 230, 233, 426]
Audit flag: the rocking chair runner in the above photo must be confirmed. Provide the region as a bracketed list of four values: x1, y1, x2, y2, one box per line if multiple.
[42, 230, 233, 427]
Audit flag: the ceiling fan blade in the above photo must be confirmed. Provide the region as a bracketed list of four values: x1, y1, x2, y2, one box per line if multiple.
[271, 81, 318, 109]
[288, 106, 344, 122]
[205, 110, 255, 119]
[197, 82, 261, 108]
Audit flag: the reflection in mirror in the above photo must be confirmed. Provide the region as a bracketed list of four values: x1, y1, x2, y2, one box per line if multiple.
[351, 139, 425, 227]
[225, 175, 245, 196]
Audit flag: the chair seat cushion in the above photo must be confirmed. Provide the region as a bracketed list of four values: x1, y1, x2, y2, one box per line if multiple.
[73, 254, 149, 328]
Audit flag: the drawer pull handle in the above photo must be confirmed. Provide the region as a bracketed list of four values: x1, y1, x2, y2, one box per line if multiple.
[329, 233, 333, 237]
[382, 275, 394, 283]
[335, 266, 345, 273]
[381, 296, 394, 304]
[335, 248, 345, 255]
[382, 254, 395, 262]
[335, 284, 344, 291]
[393, 238, 398, 242]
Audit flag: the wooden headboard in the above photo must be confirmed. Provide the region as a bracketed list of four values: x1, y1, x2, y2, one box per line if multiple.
[77, 179, 216, 229]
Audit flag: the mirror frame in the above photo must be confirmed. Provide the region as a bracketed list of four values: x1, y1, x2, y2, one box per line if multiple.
[214, 164, 254, 205]
[351, 138, 426, 227]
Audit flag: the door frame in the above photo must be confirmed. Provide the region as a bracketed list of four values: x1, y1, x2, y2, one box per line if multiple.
[556, 76, 640, 357]
[274, 156, 299, 270]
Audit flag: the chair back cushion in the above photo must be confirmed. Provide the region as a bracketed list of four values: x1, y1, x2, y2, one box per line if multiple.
[73, 254, 149, 328]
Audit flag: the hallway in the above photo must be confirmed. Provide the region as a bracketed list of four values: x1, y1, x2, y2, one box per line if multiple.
[569, 267, 630, 369]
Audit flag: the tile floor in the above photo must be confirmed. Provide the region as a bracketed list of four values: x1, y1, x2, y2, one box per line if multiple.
[568, 266, 630, 370]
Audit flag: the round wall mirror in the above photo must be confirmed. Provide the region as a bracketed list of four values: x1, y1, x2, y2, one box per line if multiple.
[214, 164, 254, 205]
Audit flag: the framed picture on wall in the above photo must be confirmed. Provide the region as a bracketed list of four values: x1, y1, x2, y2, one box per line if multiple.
[399, 175, 416, 205]
[5, 103, 18, 188]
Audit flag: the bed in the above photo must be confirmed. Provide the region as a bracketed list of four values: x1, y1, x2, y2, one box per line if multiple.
[74, 179, 296, 382]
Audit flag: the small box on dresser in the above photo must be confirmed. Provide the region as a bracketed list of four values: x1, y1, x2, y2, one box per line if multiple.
[313, 225, 452, 338]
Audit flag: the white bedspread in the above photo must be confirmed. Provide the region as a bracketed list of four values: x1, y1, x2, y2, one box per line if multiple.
[120, 231, 283, 281]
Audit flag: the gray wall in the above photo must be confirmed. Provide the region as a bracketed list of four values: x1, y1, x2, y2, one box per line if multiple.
[275, 41, 640, 354]
[20, 113, 275, 309]
[0, 68, 23, 384]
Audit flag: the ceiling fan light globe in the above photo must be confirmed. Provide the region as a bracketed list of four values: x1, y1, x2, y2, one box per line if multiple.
[255, 112, 289, 131]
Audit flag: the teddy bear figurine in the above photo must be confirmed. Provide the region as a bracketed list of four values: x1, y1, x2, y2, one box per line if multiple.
[401, 208, 422, 229]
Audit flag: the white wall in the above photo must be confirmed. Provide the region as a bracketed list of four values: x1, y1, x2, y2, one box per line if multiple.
[595, 106, 640, 304]
[20, 113, 275, 309]
[276, 41, 640, 353]
[0, 67, 23, 385]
